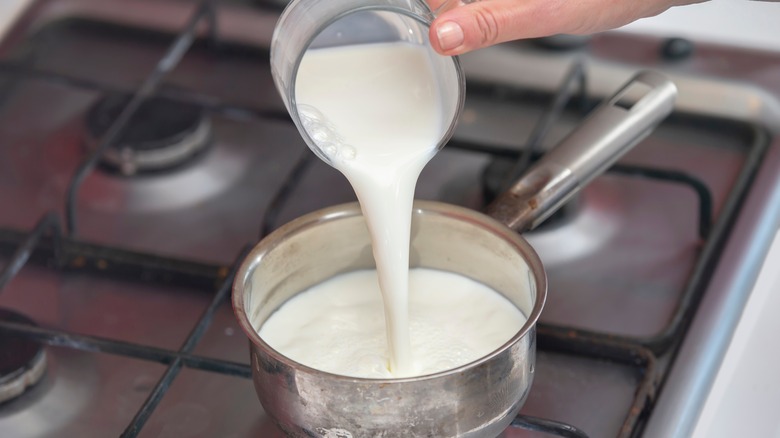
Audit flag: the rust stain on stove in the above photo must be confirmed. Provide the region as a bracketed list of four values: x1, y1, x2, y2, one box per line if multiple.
[70, 256, 86, 268]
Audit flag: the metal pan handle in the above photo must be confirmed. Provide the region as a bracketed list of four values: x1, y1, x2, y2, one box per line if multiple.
[486, 70, 678, 232]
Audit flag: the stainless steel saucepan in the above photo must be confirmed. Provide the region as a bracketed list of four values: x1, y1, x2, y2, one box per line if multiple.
[232, 71, 677, 438]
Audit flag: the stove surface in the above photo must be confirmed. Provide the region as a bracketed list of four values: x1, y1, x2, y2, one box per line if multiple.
[1, 1, 779, 437]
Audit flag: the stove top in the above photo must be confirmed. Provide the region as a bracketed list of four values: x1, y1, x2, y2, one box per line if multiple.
[1, 1, 779, 437]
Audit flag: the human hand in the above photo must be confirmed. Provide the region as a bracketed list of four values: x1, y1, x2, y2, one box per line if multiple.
[427, 0, 703, 55]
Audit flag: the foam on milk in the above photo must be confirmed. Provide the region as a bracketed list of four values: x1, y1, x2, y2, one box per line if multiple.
[260, 269, 526, 378]
[266, 41, 523, 378]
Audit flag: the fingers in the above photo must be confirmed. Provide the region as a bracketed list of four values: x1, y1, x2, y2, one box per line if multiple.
[428, 0, 688, 56]
[429, 0, 566, 56]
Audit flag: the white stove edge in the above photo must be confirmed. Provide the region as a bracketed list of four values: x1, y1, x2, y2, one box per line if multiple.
[645, 131, 780, 437]
[693, 230, 780, 437]
[0, 0, 32, 40]
[619, 0, 780, 53]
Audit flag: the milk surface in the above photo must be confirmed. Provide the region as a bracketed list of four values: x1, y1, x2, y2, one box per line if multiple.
[260, 269, 527, 378]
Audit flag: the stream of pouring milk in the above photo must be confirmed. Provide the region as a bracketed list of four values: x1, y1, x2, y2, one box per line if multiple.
[295, 42, 442, 376]
[261, 41, 524, 378]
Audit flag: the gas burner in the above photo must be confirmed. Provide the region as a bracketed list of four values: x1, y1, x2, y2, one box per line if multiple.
[481, 156, 577, 230]
[479, 155, 620, 266]
[85, 94, 212, 176]
[0, 309, 47, 404]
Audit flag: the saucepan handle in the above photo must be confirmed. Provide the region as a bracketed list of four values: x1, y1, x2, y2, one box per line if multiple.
[486, 70, 678, 232]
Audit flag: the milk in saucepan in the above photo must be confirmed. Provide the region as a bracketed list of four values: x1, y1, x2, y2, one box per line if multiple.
[260, 269, 525, 378]
[262, 41, 524, 377]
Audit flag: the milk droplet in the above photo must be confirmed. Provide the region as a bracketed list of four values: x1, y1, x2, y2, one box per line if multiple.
[323, 143, 339, 157]
[340, 145, 356, 160]
[298, 104, 324, 127]
[310, 126, 331, 143]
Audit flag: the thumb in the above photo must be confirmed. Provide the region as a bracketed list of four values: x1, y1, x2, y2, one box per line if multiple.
[429, 0, 691, 56]
[429, 0, 538, 56]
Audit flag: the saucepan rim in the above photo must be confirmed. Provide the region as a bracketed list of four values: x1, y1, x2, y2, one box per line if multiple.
[231, 199, 547, 383]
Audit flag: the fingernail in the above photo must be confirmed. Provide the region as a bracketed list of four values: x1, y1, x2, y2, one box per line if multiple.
[436, 21, 464, 51]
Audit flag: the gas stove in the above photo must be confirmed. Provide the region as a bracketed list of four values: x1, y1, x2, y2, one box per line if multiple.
[1, 1, 779, 437]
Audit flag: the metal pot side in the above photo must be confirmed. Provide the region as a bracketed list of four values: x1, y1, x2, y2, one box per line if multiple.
[232, 200, 547, 438]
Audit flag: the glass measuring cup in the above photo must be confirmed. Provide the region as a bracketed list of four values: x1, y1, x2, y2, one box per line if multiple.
[270, 0, 465, 165]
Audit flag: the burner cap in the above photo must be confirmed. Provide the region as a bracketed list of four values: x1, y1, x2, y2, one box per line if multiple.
[85, 94, 212, 175]
[0, 308, 47, 404]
